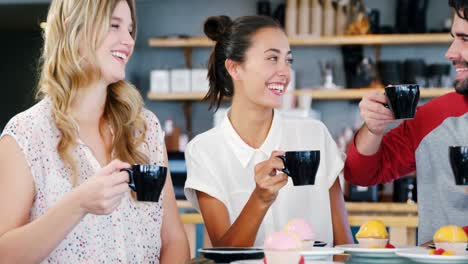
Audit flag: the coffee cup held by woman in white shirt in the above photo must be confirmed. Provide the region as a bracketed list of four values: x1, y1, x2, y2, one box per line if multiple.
[184, 15, 354, 247]
[0, 0, 189, 263]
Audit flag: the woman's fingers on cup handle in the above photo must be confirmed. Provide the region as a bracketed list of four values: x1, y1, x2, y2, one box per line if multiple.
[270, 150, 285, 159]
[269, 173, 289, 191]
[110, 171, 131, 186]
[255, 157, 283, 177]
[101, 159, 131, 175]
[271, 172, 288, 184]
[267, 158, 287, 176]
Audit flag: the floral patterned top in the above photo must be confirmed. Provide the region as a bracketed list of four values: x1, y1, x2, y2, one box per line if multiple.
[1, 97, 166, 263]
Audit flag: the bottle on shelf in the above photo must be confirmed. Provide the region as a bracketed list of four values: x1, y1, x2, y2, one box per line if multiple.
[164, 119, 181, 152]
[319, 60, 337, 89]
[298, 0, 309, 35]
[322, 0, 335, 36]
[285, 0, 297, 36]
[256, 0, 271, 16]
[335, 0, 348, 35]
[310, 0, 322, 37]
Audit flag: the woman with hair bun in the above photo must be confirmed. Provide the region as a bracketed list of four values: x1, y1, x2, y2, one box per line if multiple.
[184, 15, 353, 247]
[0, 0, 189, 262]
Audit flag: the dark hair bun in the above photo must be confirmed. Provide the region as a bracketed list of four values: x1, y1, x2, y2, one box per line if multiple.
[204, 16, 232, 42]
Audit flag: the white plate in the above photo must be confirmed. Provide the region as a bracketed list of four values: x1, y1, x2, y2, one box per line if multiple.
[334, 244, 398, 258]
[230, 261, 262, 264]
[230, 248, 344, 263]
[301, 247, 345, 260]
[345, 256, 410, 264]
[231, 260, 343, 264]
[396, 247, 468, 264]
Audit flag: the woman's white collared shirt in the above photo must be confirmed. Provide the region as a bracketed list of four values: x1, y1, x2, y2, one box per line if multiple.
[184, 110, 344, 246]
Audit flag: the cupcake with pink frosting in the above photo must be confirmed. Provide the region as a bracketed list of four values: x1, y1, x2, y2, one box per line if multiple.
[284, 218, 316, 249]
[263, 231, 303, 264]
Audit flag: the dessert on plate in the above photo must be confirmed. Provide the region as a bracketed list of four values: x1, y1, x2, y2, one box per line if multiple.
[263, 231, 303, 264]
[431, 225, 468, 256]
[284, 218, 316, 249]
[355, 220, 389, 248]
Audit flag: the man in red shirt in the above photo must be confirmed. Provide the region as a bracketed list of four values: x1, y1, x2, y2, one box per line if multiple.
[345, 0, 468, 245]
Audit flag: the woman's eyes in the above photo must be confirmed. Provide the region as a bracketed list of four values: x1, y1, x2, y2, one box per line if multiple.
[267, 56, 278, 62]
[111, 23, 133, 35]
[266, 56, 294, 65]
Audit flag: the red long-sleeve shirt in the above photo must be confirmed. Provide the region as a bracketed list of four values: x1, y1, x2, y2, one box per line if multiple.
[344, 91, 468, 244]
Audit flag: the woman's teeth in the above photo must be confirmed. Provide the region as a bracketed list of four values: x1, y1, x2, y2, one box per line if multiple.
[456, 68, 468, 73]
[112, 51, 127, 61]
[267, 84, 285, 92]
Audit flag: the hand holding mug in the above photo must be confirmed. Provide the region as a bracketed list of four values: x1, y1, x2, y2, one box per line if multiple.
[384, 84, 420, 120]
[253, 151, 288, 206]
[359, 90, 395, 136]
[75, 159, 131, 215]
[120, 164, 167, 202]
[278, 150, 320, 186]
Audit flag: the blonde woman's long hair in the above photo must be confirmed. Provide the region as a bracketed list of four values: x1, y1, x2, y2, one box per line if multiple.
[37, 0, 148, 185]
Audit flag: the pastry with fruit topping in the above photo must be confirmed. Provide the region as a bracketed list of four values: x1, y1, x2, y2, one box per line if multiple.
[284, 218, 316, 249]
[355, 220, 389, 248]
[431, 225, 468, 256]
[263, 231, 303, 264]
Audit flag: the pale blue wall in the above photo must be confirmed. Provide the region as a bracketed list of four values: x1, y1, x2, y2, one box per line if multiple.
[0, 0, 453, 137]
[128, 0, 453, 138]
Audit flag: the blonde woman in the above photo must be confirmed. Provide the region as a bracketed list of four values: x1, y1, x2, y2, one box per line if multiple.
[0, 0, 189, 263]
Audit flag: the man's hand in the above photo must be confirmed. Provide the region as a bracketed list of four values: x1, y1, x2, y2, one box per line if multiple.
[359, 90, 395, 136]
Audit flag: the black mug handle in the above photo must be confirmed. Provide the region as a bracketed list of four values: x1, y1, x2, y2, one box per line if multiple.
[277, 155, 290, 176]
[383, 92, 389, 108]
[121, 168, 136, 191]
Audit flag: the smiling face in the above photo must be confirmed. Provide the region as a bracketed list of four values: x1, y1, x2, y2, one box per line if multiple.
[445, 13, 468, 95]
[234, 27, 292, 109]
[95, 0, 135, 85]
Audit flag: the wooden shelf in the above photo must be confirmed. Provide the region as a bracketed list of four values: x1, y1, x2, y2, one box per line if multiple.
[289, 33, 451, 46]
[148, 33, 451, 48]
[147, 88, 453, 101]
[149, 37, 213, 47]
[296, 87, 452, 100]
[178, 201, 418, 228]
[148, 91, 207, 101]
[345, 202, 417, 214]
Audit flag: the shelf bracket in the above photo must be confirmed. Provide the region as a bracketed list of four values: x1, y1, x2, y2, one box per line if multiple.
[182, 101, 193, 139]
[183, 47, 193, 68]
[374, 44, 381, 63]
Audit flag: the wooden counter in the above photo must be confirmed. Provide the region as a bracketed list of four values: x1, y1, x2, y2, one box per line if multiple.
[178, 201, 418, 257]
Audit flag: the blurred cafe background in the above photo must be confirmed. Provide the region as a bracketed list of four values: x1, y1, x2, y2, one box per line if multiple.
[0, 0, 455, 257]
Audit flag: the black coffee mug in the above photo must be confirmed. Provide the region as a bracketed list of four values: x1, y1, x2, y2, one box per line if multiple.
[278, 151, 320, 186]
[385, 84, 420, 119]
[121, 164, 168, 202]
[449, 146, 468, 185]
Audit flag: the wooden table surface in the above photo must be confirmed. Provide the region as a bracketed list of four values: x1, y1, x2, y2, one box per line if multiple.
[178, 201, 420, 258]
